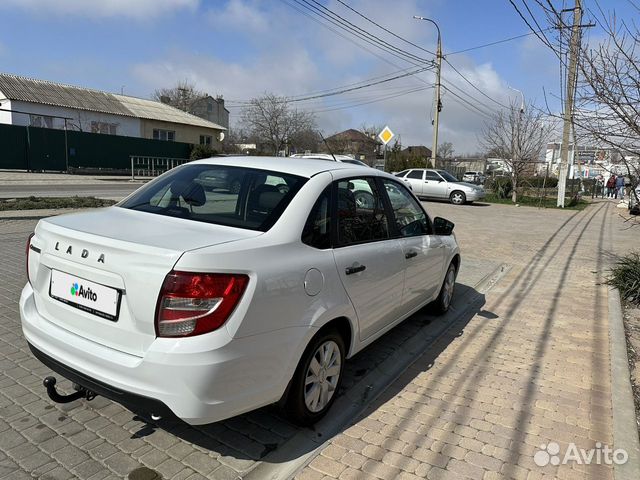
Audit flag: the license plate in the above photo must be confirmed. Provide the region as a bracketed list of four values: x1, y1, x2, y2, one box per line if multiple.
[50, 269, 121, 321]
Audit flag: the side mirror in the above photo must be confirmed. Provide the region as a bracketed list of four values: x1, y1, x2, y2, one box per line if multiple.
[433, 216, 455, 235]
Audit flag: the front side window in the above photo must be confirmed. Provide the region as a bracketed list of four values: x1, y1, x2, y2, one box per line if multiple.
[335, 177, 389, 246]
[382, 179, 430, 237]
[438, 170, 459, 182]
[407, 170, 424, 180]
[119, 164, 306, 232]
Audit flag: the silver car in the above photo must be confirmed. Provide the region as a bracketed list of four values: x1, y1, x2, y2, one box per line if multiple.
[395, 169, 486, 205]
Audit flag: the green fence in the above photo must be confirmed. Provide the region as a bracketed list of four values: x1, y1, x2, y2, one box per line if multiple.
[0, 123, 192, 172]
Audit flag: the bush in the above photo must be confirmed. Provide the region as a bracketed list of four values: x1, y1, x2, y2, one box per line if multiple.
[521, 176, 558, 188]
[486, 177, 513, 199]
[608, 252, 640, 305]
[190, 144, 218, 160]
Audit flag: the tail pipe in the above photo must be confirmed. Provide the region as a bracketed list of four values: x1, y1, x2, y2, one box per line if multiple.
[43, 376, 97, 403]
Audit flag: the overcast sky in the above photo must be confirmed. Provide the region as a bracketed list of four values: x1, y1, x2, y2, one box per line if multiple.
[0, 0, 632, 154]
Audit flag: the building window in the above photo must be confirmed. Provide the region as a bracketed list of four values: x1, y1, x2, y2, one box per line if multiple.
[91, 121, 118, 135]
[200, 135, 212, 146]
[153, 129, 175, 141]
[29, 115, 54, 129]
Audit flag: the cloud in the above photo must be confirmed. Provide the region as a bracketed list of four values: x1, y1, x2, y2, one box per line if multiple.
[207, 0, 269, 33]
[0, 0, 199, 19]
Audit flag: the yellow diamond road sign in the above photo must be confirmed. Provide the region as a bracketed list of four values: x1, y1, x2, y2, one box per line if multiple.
[378, 126, 394, 145]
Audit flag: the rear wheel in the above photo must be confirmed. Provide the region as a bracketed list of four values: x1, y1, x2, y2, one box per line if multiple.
[284, 330, 345, 426]
[450, 191, 466, 205]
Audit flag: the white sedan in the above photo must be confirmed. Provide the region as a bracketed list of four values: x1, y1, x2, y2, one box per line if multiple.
[20, 157, 460, 426]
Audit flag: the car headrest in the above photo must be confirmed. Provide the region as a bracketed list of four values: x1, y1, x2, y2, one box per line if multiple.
[258, 191, 283, 211]
[170, 180, 206, 207]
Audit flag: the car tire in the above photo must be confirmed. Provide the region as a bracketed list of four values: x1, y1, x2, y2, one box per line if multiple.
[354, 191, 375, 209]
[229, 179, 241, 194]
[433, 262, 456, 314]
[284, 329, 345, 426]
[450, 191, 466, 205]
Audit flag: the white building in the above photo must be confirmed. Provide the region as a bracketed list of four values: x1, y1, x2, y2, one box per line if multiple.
[0, 73, 225, 147]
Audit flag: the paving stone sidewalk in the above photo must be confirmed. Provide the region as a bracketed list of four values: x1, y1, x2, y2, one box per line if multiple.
[296, 200, 638, 480]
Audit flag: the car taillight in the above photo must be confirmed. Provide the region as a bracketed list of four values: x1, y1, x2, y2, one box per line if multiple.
[26, 233, 35, 284]
[155, 271, 249, 337]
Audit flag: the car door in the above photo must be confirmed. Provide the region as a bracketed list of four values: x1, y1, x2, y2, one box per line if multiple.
[380, 179, 446, 313]
[404, 169, 425, 196]
[332, 176, 405, 341]
[423, 170, 448, 198]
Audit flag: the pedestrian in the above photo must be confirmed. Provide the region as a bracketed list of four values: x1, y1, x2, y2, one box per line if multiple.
[615, 175, 625, 200]
[593, 175, 604, 198]
[606, 174, 616, 198]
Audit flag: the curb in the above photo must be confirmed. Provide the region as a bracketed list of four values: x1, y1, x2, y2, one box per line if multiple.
[0, 208, 81, 220]
[243, 262, 511, 480]
[609, 287, 640, 479]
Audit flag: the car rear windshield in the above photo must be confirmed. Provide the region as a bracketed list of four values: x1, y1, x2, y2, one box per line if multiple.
[118, 164, 307, 232]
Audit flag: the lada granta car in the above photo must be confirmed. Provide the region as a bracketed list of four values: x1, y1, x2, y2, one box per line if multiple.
[20, 156, 460, 426]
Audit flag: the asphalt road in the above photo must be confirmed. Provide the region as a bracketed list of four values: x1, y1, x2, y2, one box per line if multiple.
[0, 183, 142, 199]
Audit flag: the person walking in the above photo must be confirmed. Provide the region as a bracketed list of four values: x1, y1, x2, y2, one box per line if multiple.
[615, 175, 625, 200]
[606, 174, 616, 198]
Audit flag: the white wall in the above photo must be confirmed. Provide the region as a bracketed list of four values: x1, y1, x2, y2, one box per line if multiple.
[0, 97, 12, 125]
[4, 100, 141, 138]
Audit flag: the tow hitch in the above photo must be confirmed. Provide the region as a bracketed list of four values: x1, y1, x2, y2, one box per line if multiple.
[43, 376, 97, 404]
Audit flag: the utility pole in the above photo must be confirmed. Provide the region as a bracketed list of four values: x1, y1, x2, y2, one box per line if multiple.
[413, 16, 441, 169]
[557, 0, 582, 207]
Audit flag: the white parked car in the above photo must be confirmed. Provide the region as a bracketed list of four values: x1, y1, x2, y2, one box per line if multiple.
[462, 171, 486, 184]
[395, 168, 486, 205]
[20, 157, 460, 426]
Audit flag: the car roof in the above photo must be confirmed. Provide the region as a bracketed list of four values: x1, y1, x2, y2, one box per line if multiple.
[190, 155, 368, 178]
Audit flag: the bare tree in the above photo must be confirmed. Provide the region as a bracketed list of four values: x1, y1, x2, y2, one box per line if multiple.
[573, 8, 640, 210]
[481, 102, 552, 203]
[152, 80, 207, 112]
[240, 93, 316, 155]
[437, 141, 455, 160]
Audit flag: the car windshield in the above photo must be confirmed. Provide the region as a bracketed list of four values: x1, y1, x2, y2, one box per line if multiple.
[118, 164, 307, 232]
[438, 170, 459, 182]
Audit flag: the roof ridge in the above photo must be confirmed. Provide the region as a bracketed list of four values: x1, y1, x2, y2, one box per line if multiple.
[0, 72, 115, 96]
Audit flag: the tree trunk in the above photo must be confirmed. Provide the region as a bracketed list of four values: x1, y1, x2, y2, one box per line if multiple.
[512, 176, 518, 203]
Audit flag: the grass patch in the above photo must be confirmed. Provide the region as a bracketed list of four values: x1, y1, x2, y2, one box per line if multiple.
[482, 192, 590, 210]
[608, 252, 640, 306]
[0, 196, 116, 211]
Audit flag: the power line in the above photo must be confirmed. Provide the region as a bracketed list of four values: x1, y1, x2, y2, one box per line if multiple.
[292, 0, 433, 67]
[441, 85, 493, 119]
[445, 27, 555, 55]
[443, 58, 510, 109]
[334, 0, 436, 56]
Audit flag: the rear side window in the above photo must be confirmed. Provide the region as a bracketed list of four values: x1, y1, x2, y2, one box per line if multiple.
[302, 187, 331, 249]
[119, 164, 306, 232]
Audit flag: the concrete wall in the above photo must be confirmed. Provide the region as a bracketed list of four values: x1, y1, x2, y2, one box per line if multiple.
[2, 100, 141, 137]
[140, 118, 222, 148]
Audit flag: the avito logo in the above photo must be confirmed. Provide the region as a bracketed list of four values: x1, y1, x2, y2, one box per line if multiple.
[70, 282, 98, 302]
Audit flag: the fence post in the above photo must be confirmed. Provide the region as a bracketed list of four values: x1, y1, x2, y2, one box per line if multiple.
[131, 156, 135, 181]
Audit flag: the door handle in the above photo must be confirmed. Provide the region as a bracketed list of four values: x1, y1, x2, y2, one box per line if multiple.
[345, 265, 366, 275]
[405, 251, 418, 259]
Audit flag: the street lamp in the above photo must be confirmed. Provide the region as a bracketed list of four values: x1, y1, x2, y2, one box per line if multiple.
[508, 86, 525, 113]
[414, 15, 442, 169]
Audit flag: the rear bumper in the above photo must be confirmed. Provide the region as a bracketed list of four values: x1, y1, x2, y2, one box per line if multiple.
[28, 342, 174, 419]
[20, 283, 307, 425]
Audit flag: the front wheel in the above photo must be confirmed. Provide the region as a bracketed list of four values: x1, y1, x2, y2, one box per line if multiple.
[284, 330, 345, 426]
[433, 263, 456, 314]
[450, 191, 466, 205]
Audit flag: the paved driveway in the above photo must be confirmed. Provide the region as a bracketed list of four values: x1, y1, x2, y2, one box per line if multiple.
[295, 199, 639, 480]
[0, 206, 500, 480]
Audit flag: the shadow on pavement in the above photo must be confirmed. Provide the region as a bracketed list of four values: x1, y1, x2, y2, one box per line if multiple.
[125, 282, 488, 466]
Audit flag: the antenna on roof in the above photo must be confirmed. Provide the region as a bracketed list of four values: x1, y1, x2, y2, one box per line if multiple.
[318, 131, 337, 162]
